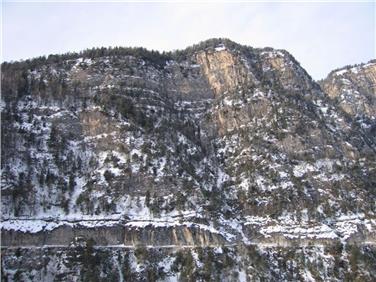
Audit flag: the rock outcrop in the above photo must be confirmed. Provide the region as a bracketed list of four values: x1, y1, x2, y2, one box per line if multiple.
[320, 60, 376, 119]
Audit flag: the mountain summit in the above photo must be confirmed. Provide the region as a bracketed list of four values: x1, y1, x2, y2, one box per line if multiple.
[2, 39, 375, 281]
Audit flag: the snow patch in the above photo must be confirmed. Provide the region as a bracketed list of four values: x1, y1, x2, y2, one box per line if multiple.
[215, 44, 226, 52]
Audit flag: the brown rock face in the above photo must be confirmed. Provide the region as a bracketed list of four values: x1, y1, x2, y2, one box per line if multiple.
[320, 60, 376, 118]
[196, 48, 253, 96]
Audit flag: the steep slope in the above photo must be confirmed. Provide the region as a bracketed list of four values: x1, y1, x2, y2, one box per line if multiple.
[320, 60, 376, 120]
[1, 39, 375, 281]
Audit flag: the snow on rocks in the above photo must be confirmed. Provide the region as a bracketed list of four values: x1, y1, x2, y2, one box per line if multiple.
[0, 218, 121, 233]
[260, 223, 338, 240]
[244, 213, 375, 241]
[293, 162, 315, 178]
[214, 44, 226, 52]
[334, 69, 348, 76]
[1, 220, 63, 233]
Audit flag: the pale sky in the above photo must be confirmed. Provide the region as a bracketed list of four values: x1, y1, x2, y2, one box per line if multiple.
[2, 1, 375, 79]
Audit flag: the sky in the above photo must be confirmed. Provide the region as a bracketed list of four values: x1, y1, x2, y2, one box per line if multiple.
[2, 1, 375, 79]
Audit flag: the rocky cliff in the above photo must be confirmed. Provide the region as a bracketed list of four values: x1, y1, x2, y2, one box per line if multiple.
[1, 38, 375, 281]
[320, 60, 376, 119]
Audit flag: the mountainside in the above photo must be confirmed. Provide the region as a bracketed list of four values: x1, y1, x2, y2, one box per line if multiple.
[1, 39, 376, 281]
[320, 60, 376, 120]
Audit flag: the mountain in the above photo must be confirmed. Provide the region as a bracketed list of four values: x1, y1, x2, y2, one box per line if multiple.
[1, 38, 375, 281]
[320, 60, 376, 120]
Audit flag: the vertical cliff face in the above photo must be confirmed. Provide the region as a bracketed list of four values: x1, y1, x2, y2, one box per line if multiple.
[1, 39, 376, 281]
[196, 46, 255, 96]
